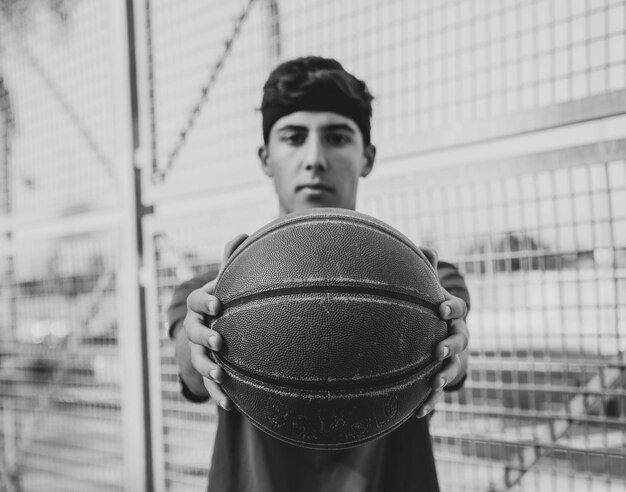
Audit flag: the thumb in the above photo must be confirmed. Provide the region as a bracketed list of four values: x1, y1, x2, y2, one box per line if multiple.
[219, 234, 249, 274]
[418, 245, 438, 270]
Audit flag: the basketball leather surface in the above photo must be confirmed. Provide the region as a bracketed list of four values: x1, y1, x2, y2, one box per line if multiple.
[210, 208, 447, 449]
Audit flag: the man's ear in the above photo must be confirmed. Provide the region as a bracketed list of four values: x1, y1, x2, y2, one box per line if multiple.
[361, 144, 376, 178]
[258, 145, 273, 177]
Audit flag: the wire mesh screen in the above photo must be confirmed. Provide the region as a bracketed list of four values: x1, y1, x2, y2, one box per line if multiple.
[147, 1, 625, 491]
[145, 0, 626, 198]
[359, 149, 626, 491]
[284, 1, 623, 116]
[0, 1, 128, 491]
[1, 0, 625, 490]
[1, 233, 123, 492]
[145, 0, 275, 193]
[152, 200, 276, 491]
[271, 0, 626, 152]
[154, 235, 219, 491]
[0, 6, 119, 217]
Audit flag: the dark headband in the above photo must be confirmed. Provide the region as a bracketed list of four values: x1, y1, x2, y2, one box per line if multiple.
[262, 85, 371, 145]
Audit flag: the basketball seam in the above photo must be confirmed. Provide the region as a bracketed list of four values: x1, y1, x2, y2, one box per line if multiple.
[222, 213, 439, 279]
[226, 359, 440, 395]
[221, 361, 439, 449]
[213, 351, 442, 392]
[220, 284, 441, 314]
[235, 404, 426, 450]
[226, 215, 427, 264]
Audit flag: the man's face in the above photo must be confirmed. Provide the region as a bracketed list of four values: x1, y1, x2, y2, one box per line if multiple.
[259, 111, 376, 216]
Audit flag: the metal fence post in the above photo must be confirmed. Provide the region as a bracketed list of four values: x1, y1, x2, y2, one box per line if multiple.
[111, 0, 155, 489]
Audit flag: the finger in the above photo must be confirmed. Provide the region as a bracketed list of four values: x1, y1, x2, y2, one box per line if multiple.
[435, 318, 469, 359]
[189, 342, 224, 379]
[186, 288, 222, 317]
[435, 334, 466, 360]
[416, 388, 444, 418]
[417, 356, 458, 417]
[433, 355, 461, 391]
[189, 344, 232, 410]
[439, 290, 468, 320]
[201, 278, 217, 295]
[203, 378, 231, 410]
[184, 315, 223, 350]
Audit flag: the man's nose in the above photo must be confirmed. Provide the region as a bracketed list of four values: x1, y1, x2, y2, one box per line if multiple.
[303, 137, 327, 172]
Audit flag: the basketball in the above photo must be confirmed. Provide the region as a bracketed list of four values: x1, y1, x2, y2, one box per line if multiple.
[210, 208, 448, 449]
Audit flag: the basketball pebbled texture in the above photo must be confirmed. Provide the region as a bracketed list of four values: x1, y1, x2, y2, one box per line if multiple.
[210, 208, 448, 449]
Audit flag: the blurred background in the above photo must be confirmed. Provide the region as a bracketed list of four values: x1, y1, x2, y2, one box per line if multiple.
[0, 0, 624, 491]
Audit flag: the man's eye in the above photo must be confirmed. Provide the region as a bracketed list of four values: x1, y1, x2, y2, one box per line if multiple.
[281, 133, 306, 145]
[325, 133, 350, 146]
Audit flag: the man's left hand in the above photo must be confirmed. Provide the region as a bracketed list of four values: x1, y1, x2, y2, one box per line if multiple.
[415, 289, 469, 418]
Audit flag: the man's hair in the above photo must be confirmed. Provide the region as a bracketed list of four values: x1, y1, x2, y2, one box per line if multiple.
[261, 56, 374, 145]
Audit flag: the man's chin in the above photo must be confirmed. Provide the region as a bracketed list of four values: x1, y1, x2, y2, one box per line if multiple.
[286, 199, 357, 214]
[301, 196, 338, 209]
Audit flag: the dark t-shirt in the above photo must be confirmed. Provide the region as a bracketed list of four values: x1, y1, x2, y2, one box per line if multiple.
[168, 262, 469, 492]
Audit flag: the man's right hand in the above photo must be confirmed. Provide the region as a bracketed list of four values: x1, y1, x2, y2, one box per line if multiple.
[174, 234, 249, 409]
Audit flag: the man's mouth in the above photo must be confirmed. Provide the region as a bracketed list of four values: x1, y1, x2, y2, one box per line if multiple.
[296, 183, 334, 192]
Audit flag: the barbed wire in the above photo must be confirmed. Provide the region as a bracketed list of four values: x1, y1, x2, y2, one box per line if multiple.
[155, 0, 258, 183]
[0, 76, 14, 214]
[144, 0, 159, 185]
[17, 40, 115, 181]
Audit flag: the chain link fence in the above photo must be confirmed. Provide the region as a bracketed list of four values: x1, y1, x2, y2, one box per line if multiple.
[1, 0, 625, 491]
[1, 1, 137, 490]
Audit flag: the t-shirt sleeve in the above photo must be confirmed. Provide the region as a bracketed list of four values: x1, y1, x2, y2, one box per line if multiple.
[437, 260, 470, 314]
[167, 271, 217, 339]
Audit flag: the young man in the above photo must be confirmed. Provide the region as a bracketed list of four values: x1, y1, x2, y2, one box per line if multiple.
[169, 57, 470, 492]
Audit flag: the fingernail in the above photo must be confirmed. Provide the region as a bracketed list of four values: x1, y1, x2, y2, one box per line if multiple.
[219, 399, 229, 410]
[208, 334, 216, 347]
[443, 305, 451, 318]
[210, 369, 218, 381]
[438, 377, 446, 389]
[440, 346, 450, 359]
[208, 299, 217, 313]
